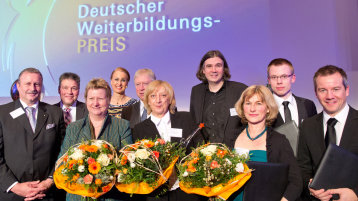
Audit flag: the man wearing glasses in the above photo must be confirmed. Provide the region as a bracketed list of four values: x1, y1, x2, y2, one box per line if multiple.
[267, 58, 317, 128]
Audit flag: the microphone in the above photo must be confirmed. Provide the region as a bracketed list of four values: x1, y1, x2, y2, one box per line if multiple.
[180, 123, 205, 148]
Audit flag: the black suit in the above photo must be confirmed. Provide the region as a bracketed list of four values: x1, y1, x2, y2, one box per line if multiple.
[190, 81, 247, 147]
[54, 101, 88, 121]
[273, 95, 317, 128]
[122, 101, 141, 129]
[297, 106, 358, 200]
[0, 100, 65, 201]
[133, 112, 205, 201]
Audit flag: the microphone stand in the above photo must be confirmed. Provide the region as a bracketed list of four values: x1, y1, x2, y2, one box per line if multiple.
[180, 123, 205, 148]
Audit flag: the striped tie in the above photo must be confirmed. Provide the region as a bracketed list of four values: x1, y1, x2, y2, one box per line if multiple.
[64, 107, 72, 127]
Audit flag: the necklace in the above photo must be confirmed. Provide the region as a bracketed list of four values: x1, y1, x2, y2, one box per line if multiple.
[246, 126, 267, 141]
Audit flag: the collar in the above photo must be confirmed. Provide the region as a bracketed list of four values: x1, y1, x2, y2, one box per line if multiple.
[19, 99, 39, 110]
[60, 100, 77, 109]
[323, 103, 349, 124]
[150, 111, 171, 126]
[205, 80, 226, 93]
[273, 93, 294, 106]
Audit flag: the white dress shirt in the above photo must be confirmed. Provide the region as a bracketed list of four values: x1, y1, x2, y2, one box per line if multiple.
[150, 111, 171, 142]
[274, 93, 299, 126]
[323, 103, 349, 145]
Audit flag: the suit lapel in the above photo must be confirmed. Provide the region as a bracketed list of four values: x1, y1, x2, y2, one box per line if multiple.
[339, 107, 358, 148]
[315, 113, 326, 153]
[294, 95, 308, 125]
[144, 118, 161, 139]
[196, 84, 206, 123]
[76, 102, 86, 120]
[133, 102, 141, 124]
[34, 103, 48, 139]
[14, 100, 34, 135]
[222, 81, 232, 133]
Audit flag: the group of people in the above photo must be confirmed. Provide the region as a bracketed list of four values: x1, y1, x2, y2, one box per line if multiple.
[0, 50, 357, 201]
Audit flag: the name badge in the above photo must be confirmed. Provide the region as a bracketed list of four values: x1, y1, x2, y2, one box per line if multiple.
[10, 108, 25, 119]
[169, 128, 183, 138]
[230, 108, 238, 116]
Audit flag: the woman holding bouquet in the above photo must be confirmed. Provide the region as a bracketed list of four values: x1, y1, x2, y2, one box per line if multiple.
[232, 85, 302, 201]
[58, 78, 134, 201]
[132, 80, 205, 201]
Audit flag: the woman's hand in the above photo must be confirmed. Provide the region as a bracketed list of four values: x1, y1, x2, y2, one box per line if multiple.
[281, 197, 288, 201]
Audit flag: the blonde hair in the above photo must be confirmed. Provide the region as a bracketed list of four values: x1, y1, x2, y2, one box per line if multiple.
[235, 85, 278, 126]
[84, 78, 112, 100]
[143, 80, 176, 115]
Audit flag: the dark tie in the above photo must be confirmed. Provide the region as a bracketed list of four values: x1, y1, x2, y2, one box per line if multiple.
[325, 118, 338, 147]
[26, 107, 36, 133]
[141, 108, 147, 122]
[282, 101, 292, 123]
[64, 107, 72, 127]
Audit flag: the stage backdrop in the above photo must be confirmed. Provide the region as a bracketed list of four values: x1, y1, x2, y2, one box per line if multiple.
[1, 0, 357, 111]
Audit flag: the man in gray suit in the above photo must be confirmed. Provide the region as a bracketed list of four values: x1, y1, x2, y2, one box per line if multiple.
[122, 68, 156, 129]
[268, 58, 317, 128]
[0, 68, 65, 201]
[55, 72, 88, 127]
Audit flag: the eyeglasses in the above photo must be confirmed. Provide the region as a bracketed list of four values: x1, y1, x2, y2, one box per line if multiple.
[268, 74, 294, 80]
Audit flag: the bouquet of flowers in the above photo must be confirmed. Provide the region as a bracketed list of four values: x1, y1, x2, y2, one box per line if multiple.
[115, 138, 185, 194]
[178, 143, 252, 200]
[54, 140, 117, 199]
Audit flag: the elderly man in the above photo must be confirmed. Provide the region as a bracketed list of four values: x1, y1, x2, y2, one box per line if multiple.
[0, 68, 65, 201]
[55, 72, 88, 127]
[267, 58, 317, 128]
[297, 65, 358, 201]
[122, 68, 156, 129]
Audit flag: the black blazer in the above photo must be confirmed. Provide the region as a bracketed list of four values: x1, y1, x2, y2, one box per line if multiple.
[297, 106, 358, 200]
[54, 100, 88, 121]
[122, 101, 141, 129]
[190, 81, 247, 146]
[132, 111, 204, 152]
[273, 95, 317, 128]
[0, 100, 66, 201]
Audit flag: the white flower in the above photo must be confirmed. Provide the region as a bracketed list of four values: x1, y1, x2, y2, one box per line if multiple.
[97, 153, 110, 166]
[225, 158, 232, 166]
[126, 152, 136, 163]
[69, 148, 84, 160]
[135, 149, 151, 160]
[92, 140, 103, 148]
[141, 139, 150, 145]
[117, 173, 124, 182]
[183, 171, 189, 177]
[130, 163, 136, 168]
[235, 162, 244, 173]
[155, 141, 159, 146]
[78, 165, 85, 172]
[200, 145, 217, 156]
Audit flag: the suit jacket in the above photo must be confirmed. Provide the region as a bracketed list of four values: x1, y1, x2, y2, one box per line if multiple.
[273, 95, 317, 128]
[297, 106, 358, 200]
[0, 100, 65, 201]
[54, 100, 88, 121]
[132, 111, 205, 201]
[189, 81, 247, 146]
[122, 101, 140, 129]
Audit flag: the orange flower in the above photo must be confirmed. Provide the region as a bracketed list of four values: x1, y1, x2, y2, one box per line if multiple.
[78, 144, 87, 151]
[122, 168, 128, 174]
[85, 145, 98, 153]
[102, 144, 109, 149]
[88, 162, 101, 174]
[102, 185, 110, 192]
[157, 138, 165, 145]
[206, 155, 212, 161]
[190, 152, 199, 158]
[152, 151, 160, 159]
[121, 155, 128, 165]
[182, 161, 188, 167]
[144, 141, 154, 148]
[63, 155, 68, 162]
[216, 149, 228, 158]
[83, 174, 93, 184]
[72, 173, 80, 182]
[87, 157, 95, 164]
[187, 165, 196, 173]
[210, 160, 220, 169]
[192, 157, 199, 164]
[95, 178, 102, 185]
[68, 160, 77, 170]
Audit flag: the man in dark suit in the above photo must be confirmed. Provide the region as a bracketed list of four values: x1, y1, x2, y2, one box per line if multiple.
[190, 50, 247, 147]
[267, 58, 317, 128]
[54, 72, 87, 126]
[297, 65, 358, 201]
[0, 68, 65, 201]
[122, 68, 156, 129]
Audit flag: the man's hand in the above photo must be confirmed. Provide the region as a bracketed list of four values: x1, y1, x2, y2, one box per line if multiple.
[328, 188, 358, 201]
[309, 188, 332, 201]
[10, 181, 42, 198]
[24, 178, 54, 201]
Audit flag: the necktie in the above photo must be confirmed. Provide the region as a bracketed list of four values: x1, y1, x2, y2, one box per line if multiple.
[325, 118, 338, 147]
[282, 101, 292, 123]
[64, 107, 72, 127]
[26, 107, 36, 133]
[141, 108, 147, 122]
